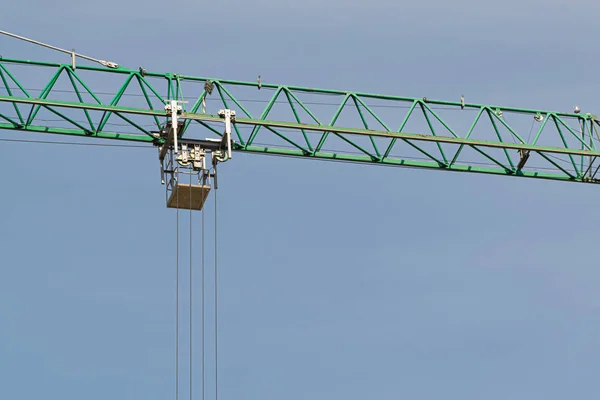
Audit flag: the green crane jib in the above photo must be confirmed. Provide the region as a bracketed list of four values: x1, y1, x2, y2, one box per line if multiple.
[1, 56, 600, 192]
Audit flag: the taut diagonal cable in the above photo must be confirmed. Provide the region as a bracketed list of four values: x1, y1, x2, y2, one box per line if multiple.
[0, 29, 119, 68]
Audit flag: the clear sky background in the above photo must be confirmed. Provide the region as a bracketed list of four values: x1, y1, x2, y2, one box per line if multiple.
[1, 1, 600, 399]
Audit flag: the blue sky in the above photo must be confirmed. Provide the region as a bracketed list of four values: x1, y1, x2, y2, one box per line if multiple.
[1, 1, 600, 399]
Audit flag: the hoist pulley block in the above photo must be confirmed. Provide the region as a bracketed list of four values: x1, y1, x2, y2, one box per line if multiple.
[167, 183, 211, 210]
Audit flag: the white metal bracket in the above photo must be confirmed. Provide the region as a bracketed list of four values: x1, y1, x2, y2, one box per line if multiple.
[218, 108, 235, 161]
[165, 100, 183, 153]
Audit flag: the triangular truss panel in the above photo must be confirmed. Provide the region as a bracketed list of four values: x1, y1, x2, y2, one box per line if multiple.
[1, 56, 600, 183]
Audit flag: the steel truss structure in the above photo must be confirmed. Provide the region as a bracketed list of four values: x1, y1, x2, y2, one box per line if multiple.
[1, 57, 600, 183]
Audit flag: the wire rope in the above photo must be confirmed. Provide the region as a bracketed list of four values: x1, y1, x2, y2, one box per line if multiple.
[527, 119, 535, 143]
[175, 168, 180, 400]
[201, 176, 206, 400]
[214, 170, 219, 400]
[189, 174, 193, 400]
[0, 30, 119, 68]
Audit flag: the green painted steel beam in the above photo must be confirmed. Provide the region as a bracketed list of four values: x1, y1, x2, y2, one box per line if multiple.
[1, 57, 599, 183]
[0, 122, 155, 142]
[241, 145, 583, 183]
[2, 95, 598, 158]
[206, 116, 600, 158]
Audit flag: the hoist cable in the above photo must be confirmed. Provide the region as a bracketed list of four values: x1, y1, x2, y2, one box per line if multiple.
[201, 181, 206, 400]
[214, 174, 219, 400]
[189, 175, 193, 400]
[175, 169, 180, 400]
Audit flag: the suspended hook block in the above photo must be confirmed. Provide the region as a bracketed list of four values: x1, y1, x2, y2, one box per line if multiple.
[167, 183, 211, 210]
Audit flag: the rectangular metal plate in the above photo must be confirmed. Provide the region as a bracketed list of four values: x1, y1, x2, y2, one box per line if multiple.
[167, 184, 211, 210]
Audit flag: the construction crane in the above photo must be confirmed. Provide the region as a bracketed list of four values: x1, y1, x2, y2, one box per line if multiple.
[1, 31, 600, 211]
[2, 31, 597, 399]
